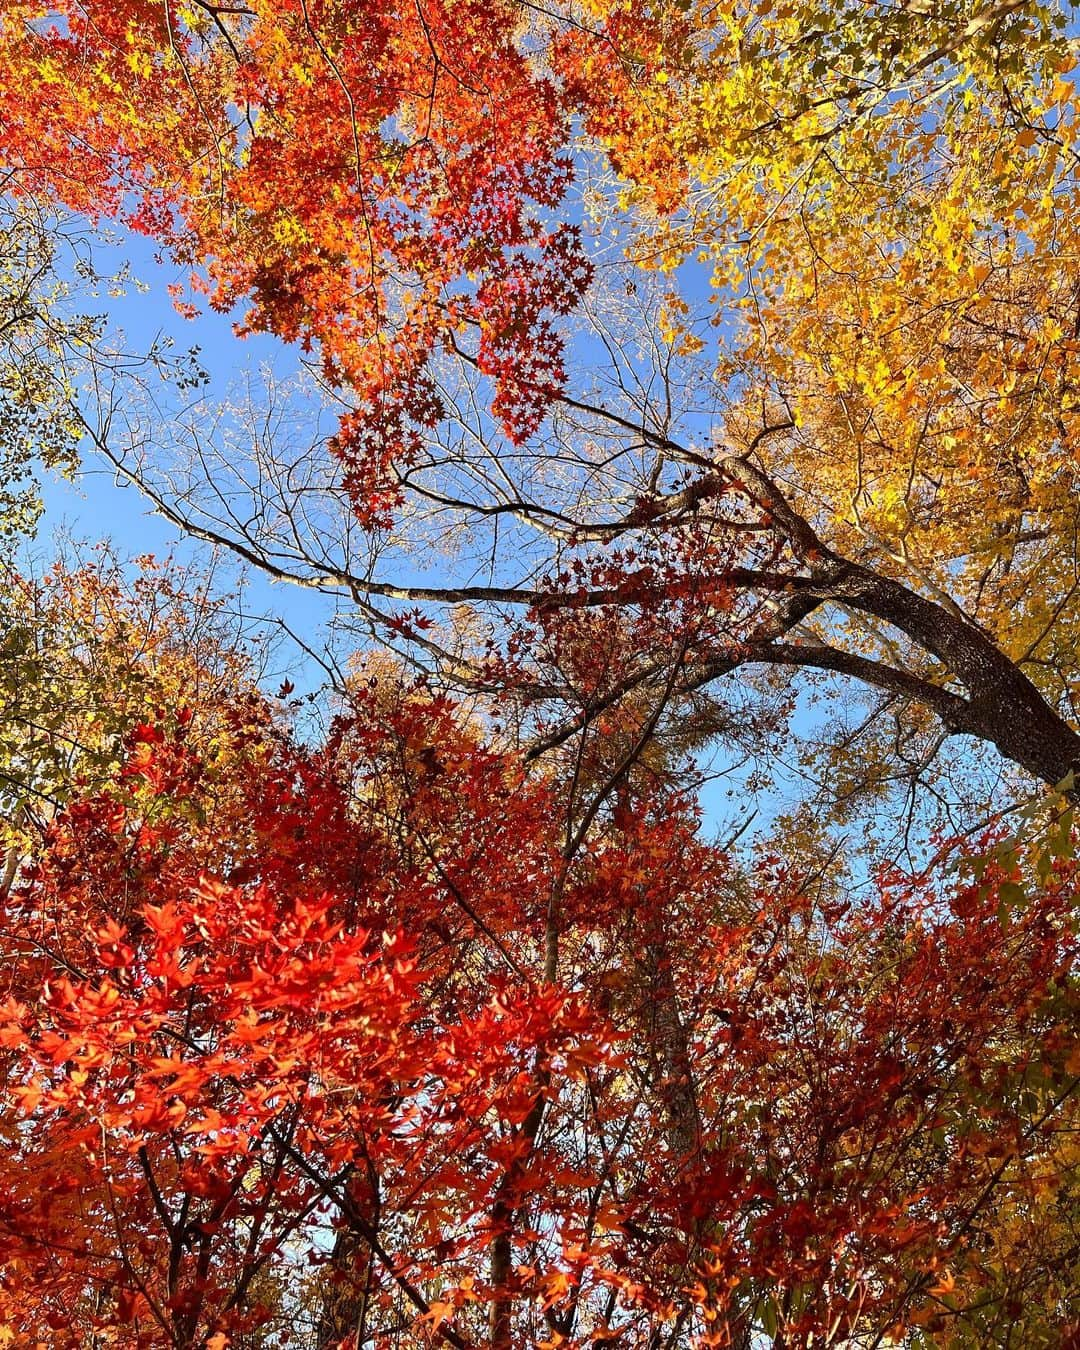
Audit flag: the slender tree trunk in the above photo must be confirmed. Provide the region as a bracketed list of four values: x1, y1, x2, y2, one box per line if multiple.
[488, 1218, 514, 1350]
[488, 1089, 547, 1350]
[635, 931, 757, 1350]
[317, 1172, 377, 1349]
[638, 939, 700, 1159]
[488, 877, 564, 1347]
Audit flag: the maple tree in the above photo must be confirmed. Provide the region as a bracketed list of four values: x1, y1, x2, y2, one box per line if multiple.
[3, 0, 1080, 1345]
[4, 0, 1079, 803]
[2, 615, 1078, 1345]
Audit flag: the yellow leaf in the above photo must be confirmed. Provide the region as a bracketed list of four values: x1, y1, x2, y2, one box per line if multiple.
[928, 1269, 955, 1296]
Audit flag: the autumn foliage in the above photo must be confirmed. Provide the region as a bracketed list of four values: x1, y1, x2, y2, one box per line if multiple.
[3, 0, 1080, 1345]
[0, 570, 1076, 1344]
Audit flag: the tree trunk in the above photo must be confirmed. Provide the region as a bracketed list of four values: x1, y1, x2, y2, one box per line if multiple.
[829, 560, 1080, 790]
[317, 1172, 377, 1349]
[638, 939, 701, 1159]
[719, 456, 1080, 795]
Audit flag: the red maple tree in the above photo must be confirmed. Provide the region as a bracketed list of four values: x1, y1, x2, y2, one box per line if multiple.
[1, 653, 1077, 1344]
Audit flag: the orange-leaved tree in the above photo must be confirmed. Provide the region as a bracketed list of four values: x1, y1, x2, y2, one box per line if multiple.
[3, 1, 1080, 1345]
[5, 0, 1080, 803]
[2, 671, 1078, 1345]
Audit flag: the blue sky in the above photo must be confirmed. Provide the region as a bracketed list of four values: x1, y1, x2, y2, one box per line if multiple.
[25, 177, 979, 865]
[32, 227, 349, 690]
[27, 223, 795, 842]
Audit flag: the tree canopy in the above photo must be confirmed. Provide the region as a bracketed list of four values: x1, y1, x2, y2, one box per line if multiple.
[1, 0, 1080, 1345]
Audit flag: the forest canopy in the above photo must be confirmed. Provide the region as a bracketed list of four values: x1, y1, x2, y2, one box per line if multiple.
[1, 0, 1079, 1345]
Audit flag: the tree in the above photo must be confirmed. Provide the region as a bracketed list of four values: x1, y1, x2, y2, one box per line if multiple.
[0, 552, 259, 891]
[2, 649, 1078, 1343]
[0, 201, 85, 545]
[5, 0, 1080, 810]
[3, 1, 1080, 1345]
